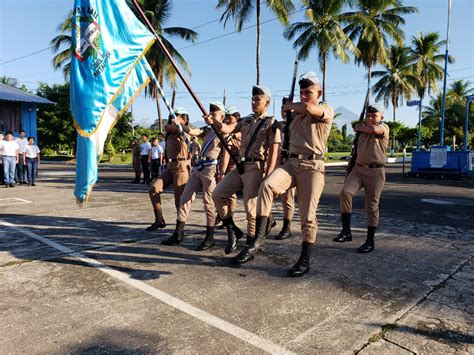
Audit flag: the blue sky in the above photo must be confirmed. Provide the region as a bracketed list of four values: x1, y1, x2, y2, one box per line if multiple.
[1, 0, 473, 129]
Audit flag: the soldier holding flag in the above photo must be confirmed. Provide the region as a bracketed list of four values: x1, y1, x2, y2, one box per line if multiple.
[161, 102, 227, 250]
[146, 108, 191, 231]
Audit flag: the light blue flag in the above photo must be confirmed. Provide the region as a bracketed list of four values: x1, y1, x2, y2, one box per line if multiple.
[70, 0, 156, 205]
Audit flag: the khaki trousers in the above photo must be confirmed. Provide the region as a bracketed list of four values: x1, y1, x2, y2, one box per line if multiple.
[339, 166, 385, 227]
[281, 187, 295, 220]
[149, 161, 190, 214]
[257, 158, 325, 243]
[177, 165, 217, 226]
[212, 162, 263, 236]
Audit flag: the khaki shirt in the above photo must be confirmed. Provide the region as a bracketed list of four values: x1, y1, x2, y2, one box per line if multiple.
[356, 123, 390, 165]
[234, 113, 281, 160]
[166, 132, 190, 160]
[197, 126, 221, 160]
[288, 101, 334, 156]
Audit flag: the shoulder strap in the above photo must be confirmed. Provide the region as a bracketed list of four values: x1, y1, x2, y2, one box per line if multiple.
[244, 117, 269, 158]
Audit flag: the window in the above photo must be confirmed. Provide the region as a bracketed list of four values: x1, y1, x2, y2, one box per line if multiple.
[0, 101, 22, 132]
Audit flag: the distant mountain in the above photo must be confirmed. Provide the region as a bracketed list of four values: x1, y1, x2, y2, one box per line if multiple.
[334, 106, 359, 133]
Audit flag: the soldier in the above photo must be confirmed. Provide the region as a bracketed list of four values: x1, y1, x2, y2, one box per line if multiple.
[145, 108, 191, 231]
[211, 86, 281, 254]
[217, 106, 242, 222]
[334, 103, 389, 253]
[161, 102, 226, 250]
[233, 72, 334, 278]
[130, 138, 141, 183]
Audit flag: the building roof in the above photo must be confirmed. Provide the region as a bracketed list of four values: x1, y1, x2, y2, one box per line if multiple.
[0, 82, 55, 104]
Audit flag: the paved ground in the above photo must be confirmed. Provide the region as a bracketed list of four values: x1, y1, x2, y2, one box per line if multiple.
[0, 163, 473, 354]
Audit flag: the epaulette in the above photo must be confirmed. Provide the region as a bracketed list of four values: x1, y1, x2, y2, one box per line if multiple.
[243, 115, 253, 124]
[271, 120, 281, 132]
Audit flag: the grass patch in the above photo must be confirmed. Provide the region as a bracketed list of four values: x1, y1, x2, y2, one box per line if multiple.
[1, 259, 32, 268]
[42, 155, 75, 162]
[368, 323, 398, 343]
[100, 153, 133, 165]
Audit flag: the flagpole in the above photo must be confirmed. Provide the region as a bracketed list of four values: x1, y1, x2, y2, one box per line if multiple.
[132, 0, 239, 167]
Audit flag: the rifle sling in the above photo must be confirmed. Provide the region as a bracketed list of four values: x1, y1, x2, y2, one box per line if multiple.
[243, 117, 269, 160]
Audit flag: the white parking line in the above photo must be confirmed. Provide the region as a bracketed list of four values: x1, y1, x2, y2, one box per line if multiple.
[0, 198, 32, 206]
[0, 220, 294, 355]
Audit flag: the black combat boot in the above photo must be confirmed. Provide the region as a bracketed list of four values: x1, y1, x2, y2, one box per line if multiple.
[196, 226, 215, 251]
[288, 242, 313, 277]
[245, 235, 255, 246]
[275, 218, 292, 240]
[357, 226, 376, 253]
[223, 217, 244, 254]
[333, 213, 352, 242]
[145, 210, 167, 231]
[162, 221, 185, 245]
[233, 216, 268, 265]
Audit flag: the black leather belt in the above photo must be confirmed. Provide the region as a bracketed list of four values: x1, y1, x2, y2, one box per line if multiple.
[289, 153, 324, 160]
[356, 163, 385, 168]
[240, 157, 265, 162]
[198, 156, 217, 162]
[168, 157, 188, 162]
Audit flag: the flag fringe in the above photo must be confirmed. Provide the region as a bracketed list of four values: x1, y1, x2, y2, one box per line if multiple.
[75, 76, 153, 208]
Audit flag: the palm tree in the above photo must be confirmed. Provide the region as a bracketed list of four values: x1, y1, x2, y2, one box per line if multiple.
[132, 0, 197, 132]
[283, 0, 359, 100]
[371, 45, 418, 154]
[217, 0, 295, 85]
[409, 32, 452, 100]
[50, 13, 72, 80]
[344, 0, 418, 96]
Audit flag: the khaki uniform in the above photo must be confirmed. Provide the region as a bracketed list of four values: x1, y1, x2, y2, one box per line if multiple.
[213, 114, 281, 236]
[132, 144, 141, 177]
[222, 132, 242, 216]
[177, 127, 221, 226]
[339, 123, 389, 226]
[149, 132, 190, 213]
[257, 102, 334, 243]
[281, 187, 295, 221]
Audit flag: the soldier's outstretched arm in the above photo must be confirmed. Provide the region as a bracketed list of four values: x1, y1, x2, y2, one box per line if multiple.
[354, 123, 385, 135]
[211, 117, 238, 134]
[282, 102, 328, 122]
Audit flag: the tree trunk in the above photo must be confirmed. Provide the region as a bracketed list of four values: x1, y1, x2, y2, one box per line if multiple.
[367, 64, 372, 98]
[256, 0, 261, 85]
[156, 99, 163, 132]
[390, 93, 396, 156]
[322, 54, 326, 101]
[171, 87, 177, 109]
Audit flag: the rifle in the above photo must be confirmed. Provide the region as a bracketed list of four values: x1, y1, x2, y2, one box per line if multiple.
[132, 0, 240, 171]
[346, 89, 370, 175]
[281, 57, 299, 163]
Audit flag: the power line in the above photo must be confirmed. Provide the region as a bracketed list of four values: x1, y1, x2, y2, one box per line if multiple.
[178, 9, 305, 50]
[0, 46, 54, 66]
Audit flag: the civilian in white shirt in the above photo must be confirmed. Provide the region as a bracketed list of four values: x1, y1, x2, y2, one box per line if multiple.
[1, 131, 20, 187]
[148, 137, 164, 180]
[157, 133, 166, 174]
[23, 136, 41, 186]
[140, 134, 152, 183]
[15, 129, 28, 184]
